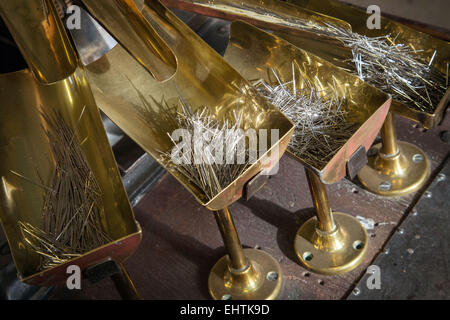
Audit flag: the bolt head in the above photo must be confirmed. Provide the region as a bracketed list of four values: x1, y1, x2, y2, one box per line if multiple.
[379, 181, 392, 191]
[412, 154, 424, 163]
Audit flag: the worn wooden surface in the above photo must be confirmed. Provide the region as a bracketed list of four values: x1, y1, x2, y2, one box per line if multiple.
[350, 157, 450, 300]
[43, 110, 450, 300]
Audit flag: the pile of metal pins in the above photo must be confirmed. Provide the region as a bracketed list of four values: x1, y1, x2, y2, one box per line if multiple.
[323, 23, 447, 113]
[238, 3, 447, 113]
[128, 78, 251, 201]
[162, 100, 251, 200]
[17, 107, 112, 270]
[253, 64, 356, 168]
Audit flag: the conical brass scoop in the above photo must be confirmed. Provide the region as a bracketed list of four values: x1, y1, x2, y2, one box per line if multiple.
[0, 0, 141, 287]
[224, 22, 391, 275]
[72, 0, 294, 299]
[164, 0, 450, 197]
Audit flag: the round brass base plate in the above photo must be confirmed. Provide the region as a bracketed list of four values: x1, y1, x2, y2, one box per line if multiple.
[358, 141, 429, 196]
[208, 248, 282, 300]
[294, 212, 368, 275]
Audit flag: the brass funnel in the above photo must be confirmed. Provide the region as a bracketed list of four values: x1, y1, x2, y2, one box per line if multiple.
[224, 22, 391, 274]
[73, 0, 295, 299]
[0, 0, 141, 287]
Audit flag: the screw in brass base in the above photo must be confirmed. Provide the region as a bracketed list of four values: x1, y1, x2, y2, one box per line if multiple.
[208, 208, 282, 300]
[294, 169, 368, 275]
[358, 112, 429, 196]
[208, 248, 283, 300]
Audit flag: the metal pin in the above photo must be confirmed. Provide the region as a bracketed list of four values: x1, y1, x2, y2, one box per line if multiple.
[18, 106, 111, 270]
[252, 66, 355, 168]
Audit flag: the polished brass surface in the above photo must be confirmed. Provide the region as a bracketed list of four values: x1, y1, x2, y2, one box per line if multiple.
[80, 0, 177, 81]
[276, 31, 450, 129]
[380, 113, 400, 157]
[272, 1, 437, 196]
[0, 0, 78, 83]
[209, 208, 282, 300]
[305, 170, 335, 233]
[294, 212, 368, 275]
[208, 248, 283, 300]
[224, 22, 391, 183]
[293, 169, 368, 275]
[0, 68, 142, 285]
[83, 0, 294, 210]
[0, 0, 140, 285]
[357, 113, 430, 196]
[215, 208, 248, 270]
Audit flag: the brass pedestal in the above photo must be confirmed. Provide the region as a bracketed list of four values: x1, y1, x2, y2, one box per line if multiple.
[358, 113, 429, 196]
[295, 169, 368, 275]
[295, 212, 368, 275]
[208, 208, 282, 300]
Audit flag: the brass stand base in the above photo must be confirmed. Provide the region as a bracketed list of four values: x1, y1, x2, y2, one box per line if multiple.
[358, 141, 429, 196]
[208, 248, 282, 300]
[294, 212, 368, 275]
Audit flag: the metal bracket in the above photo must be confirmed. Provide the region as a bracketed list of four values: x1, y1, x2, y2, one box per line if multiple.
[243, 171, 268, 200]
[346, 146, 368, 180]
[243, 166, 278, 200]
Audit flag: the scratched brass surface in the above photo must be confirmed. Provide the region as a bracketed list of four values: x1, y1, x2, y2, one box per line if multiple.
[224, 22, 391, 184]
[162, 0, 450, 129]
[80, 0, 177, 81]
[82, 0, 294, 210]
[0, 0, 78, 83]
